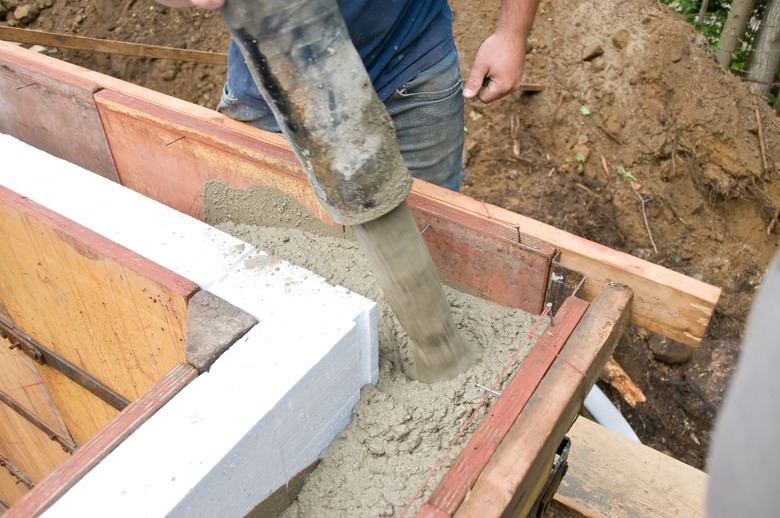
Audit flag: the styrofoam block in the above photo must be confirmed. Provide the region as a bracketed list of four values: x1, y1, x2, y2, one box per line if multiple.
[207, 250, 379, 385]
[0, 133, 253, 288]
[44, 288, 376, 517]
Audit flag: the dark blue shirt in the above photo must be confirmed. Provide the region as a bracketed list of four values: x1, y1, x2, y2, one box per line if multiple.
[226, 0, 454, 112]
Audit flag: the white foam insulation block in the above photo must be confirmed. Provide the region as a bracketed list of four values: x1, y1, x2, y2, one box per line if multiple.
[0, 133, 378, 517]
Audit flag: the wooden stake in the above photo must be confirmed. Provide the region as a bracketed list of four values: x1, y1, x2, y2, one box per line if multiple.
[756, 106, 769, 172]
[0, 27, 228, 65]
[511, 114, 521, 156]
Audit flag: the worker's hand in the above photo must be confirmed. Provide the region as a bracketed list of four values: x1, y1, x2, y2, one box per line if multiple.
[155, 0, 223, 8]
[463, 31, 527, 104]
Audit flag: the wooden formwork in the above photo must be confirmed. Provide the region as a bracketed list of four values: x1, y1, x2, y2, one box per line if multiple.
[0, 42, 718, 517]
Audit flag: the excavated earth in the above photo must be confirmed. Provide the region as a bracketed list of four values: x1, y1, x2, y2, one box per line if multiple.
[4, 0, 780, 510]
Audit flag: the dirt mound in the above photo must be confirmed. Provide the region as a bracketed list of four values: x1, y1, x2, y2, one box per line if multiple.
[10, 0, 780, 473]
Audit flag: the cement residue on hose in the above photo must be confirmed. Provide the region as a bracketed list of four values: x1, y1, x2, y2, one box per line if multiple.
[208, 185, 541, 516]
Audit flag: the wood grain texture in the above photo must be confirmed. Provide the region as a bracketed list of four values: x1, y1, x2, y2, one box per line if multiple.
[553, 417, 707, 518]
[409, 194, 555, 314]
[6, 363, 198, 518]
[455, 282, 633, 518]
[0, 27, 228, 65]
[0, 336, 72, 444]
[0, 458, 29, 509]
[0, 186, 195, 406]
[0, 42, 118, 181]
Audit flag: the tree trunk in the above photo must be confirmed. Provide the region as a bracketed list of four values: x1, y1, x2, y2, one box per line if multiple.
[746, 0, 780, 97]
[715, 0, 756, 69]
[698, 0, 711, 24]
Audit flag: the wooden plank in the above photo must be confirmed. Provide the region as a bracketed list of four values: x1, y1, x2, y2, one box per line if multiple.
[93, 88, 329, 223]
[553, 417, 707, 518]
[34, 365, 119, 447]
[423, 296, 589, 516]
[0, 336, 72, 446]
[0, 27, 228, 65]
[410, 194, 555, 314]
[0, 186, 197, 405]
[0, 42, 118, 181]
[6, 363, 198, 518]
[0, 461, 28, 509]
[410, 182, 717, 347]
[0, 400, 71, 487]
[455, 282, 633, 517]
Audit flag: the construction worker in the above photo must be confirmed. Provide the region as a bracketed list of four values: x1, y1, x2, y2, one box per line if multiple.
[157, 0, 539, 192]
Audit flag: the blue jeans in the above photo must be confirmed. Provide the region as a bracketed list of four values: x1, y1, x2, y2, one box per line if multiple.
[217, 47, 464, 192]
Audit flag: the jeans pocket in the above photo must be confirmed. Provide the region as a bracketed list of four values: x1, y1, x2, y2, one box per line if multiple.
[394, 49, 463, 103]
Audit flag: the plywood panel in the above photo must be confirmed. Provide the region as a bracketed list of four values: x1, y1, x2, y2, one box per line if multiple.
[94, 89, 327, 223]
[0, 461, 29, 509]
[0, 42, 118, 181]
[0, 403, 71, 487]
[0, 186, 196, 404]
[35, 366, 119, 447]
[0, 336, 71, 442]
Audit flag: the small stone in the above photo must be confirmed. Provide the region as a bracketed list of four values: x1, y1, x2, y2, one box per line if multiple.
[3, 0, 21, 10]
[612, 29, 630, 49]
[43, 0, 55, 7]
[648, 333, 694, 365]
[13, 3, 39, 24]
[582, 43, 604, 61]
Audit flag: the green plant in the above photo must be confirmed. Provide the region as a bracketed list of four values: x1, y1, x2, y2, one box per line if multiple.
[617, 165, 638, 183]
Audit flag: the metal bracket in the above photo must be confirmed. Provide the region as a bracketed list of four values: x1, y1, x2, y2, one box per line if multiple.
[531, 436, 571, 517]
[0, 316, 130, 411]
[544, 252, 586, 317]
[0, 453, 34, 490]
[0, 389, 78, 453]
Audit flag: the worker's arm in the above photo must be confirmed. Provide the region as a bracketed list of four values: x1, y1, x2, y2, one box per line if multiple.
[463, 0, 540, 104]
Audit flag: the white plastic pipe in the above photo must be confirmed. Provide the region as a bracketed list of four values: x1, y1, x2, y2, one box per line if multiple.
[584, 385, 641, 443]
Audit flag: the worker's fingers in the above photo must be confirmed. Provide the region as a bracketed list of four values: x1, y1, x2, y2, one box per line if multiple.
[464, 33, 527, 104]
[463, 57, 490, 101]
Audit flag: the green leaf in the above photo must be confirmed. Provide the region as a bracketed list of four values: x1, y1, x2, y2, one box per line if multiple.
[617, 165, 637, 183]
[576, 151, 586, 163]
[580, 106, 590, 116]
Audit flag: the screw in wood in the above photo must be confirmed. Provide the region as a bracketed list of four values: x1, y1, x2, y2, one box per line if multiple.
[514, 223, 522, 244]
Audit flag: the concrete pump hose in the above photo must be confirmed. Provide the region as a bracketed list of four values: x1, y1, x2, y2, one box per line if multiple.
[219, 0, 412, 226]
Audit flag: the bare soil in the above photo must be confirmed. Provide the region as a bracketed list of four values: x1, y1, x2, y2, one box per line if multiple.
[9, 0, 780, 490]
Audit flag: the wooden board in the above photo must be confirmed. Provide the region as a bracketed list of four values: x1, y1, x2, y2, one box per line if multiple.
[455, 282, 633, 517]
[410, 182, 718, 347]
[0, 336, 72, 445]
[6, 363, 198, 518]
[553, 417, 707, 518]
[0, 27, 228, 65]
[34, 365, 119, 447]
[0, 336, 72, 508]
[410, 194, 555, 314]
[0, 42, 118, 181]
[93, 89, 329, 223]
[420, 296, 590, 516]
[0, 400, 71, 488]
[0, 185, 196, 404]
[0, 458, 29, 509]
